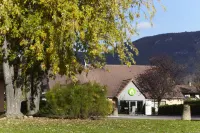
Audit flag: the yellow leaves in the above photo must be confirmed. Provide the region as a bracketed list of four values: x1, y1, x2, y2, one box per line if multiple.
[40, 32, 47, 40]
[80, 31, 85, 40]
[39, 0, 46, 3]
[101, 45, 109, 53]
[72, 58, 77, 64]
[129, 12, 134, 21]
[40, 62, 46, 70]
[84, 5, 94, 16]
[52, 64, 60, 75]
[0, 28, 7, 35]
[0, 0, 160, 79]
[27, 39, 44, 61]
[126, 62, 131, 67]
[46, 42, 54, 54]
[20, 39, 28, 46]
[36, 52, 44, 61]
[90, 49, 98, 56]
[29, 45, 35, 50]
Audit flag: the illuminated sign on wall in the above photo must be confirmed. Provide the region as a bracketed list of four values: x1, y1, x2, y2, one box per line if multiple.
[128, 88, 136, 96]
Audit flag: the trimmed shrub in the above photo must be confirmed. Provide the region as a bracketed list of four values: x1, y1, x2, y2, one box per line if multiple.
[158, 100, 200, 115]
[158, 104, 183, 115]
[191, 105, 200, 115]
[184, 100, 200, 105]
[185, 100, 200, 115]
[40, 82, 112, 119]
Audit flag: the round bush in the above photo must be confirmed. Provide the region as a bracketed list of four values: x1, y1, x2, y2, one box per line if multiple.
[41, 82, 113, 119]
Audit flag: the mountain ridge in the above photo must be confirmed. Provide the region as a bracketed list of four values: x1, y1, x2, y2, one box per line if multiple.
[133, 30, 200, 73]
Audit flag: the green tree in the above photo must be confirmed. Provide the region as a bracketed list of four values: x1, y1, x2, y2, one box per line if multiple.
[0, 0, 159, 118]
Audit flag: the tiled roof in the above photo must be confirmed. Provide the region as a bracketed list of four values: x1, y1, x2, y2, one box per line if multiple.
[115, 79, 133, 97]
[76, 65, 151, 97]
[176, 85, 200, 94]
[48, 65, 199, 99]
[48, 65, 151, 97]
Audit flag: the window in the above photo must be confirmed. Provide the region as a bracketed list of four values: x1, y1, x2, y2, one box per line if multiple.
[160, 101, 166, 105]
[195, 95, 200, 99]
[184, 94, 190, 98]
[190, 94, 195, 98]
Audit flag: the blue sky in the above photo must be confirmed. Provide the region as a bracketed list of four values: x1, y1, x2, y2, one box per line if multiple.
[132, 0, 200, 41]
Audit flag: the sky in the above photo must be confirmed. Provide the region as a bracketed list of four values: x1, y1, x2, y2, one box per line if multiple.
[132, 0, 200, 41]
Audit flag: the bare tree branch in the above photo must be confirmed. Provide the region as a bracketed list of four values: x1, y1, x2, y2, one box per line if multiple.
[136, 55, 183, 107]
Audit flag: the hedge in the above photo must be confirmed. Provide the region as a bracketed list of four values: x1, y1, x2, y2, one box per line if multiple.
[158, 100, 200, 115]
[158, 104, 183, 115]
[184, 100, 200, 105]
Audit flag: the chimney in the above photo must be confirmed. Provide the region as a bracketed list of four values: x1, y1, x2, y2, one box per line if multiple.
[189, 82, 192, 86]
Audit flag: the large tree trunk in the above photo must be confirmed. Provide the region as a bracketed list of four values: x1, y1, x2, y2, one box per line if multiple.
[27, 86, 41, 116]
[27, 70, 41, 115]
[26, 89, 31, 115]
[31, 85, 41, 115]
[3, 38, 23, 118]
[156, 99, 161, 115]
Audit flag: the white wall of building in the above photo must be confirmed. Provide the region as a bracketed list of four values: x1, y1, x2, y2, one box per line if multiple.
[116, 81, 185, 115]
[117, 81, 145, 102]
[162, 99, 184, 105]
[147, 99, 158, 113]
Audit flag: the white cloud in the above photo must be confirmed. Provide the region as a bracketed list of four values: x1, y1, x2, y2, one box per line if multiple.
[137, 22, 152, 30]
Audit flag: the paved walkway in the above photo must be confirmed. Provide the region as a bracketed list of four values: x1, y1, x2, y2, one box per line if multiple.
[108, 115, 200, 120]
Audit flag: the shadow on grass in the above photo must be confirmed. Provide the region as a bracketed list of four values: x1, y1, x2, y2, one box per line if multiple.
[0, 112, 5, 118]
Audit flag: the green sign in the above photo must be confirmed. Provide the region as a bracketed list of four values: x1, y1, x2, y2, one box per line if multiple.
[128, 88, 136, 96]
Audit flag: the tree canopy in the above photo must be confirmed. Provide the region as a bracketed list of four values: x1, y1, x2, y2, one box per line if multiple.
[0, 0, 158, 77]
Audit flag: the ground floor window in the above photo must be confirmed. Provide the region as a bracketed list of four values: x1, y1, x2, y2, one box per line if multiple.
[118, 100, 144, 114]
[160, 101, 166, 106]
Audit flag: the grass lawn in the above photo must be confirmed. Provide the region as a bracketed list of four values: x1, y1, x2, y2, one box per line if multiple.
[0, 118, 200, 133]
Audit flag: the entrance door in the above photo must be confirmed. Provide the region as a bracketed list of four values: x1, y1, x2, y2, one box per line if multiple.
[137, 101, 143, 114]
[129, 101, 136, 113]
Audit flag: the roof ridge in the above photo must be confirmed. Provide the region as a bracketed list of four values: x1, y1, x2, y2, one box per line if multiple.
[122, 78, 132, 81]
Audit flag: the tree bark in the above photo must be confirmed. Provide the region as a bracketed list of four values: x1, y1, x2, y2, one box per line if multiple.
[33, 85, 41, 114]
[27, 86, 41, 115]
[27, 70, 41, 115]
[157, 99, 161, 115]
[26, 89, 31, 115]
[3, 37, 23, 118]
